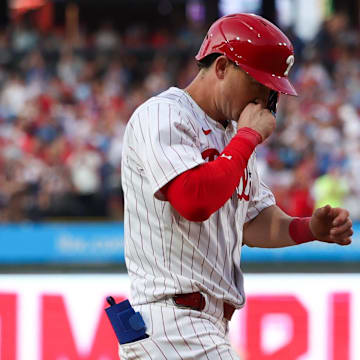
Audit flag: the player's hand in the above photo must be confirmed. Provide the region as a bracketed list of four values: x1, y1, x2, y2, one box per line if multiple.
[237, 101, 276, 142]
[310, 205, 353, 246]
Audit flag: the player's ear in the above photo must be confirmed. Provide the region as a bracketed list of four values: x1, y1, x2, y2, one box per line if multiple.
[214, 56, 229, 80]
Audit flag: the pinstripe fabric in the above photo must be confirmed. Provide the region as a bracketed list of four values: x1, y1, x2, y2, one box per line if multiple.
[119, 303, 241, 360]
[121, 87, 275, 358]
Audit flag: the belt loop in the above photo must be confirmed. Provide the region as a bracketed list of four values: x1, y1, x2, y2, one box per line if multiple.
[223, 302, 236, 321]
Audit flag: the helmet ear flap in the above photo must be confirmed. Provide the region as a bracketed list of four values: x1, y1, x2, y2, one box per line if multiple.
[267, 90, 278, 116]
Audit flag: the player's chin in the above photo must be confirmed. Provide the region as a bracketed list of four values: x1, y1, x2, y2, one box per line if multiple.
[233, 110, 245, 123]
[236, 104, 248, 119]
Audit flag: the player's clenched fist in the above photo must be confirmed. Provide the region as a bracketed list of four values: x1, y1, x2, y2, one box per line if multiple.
[310, 205, 353, 245]
[237, 102, 276, 142]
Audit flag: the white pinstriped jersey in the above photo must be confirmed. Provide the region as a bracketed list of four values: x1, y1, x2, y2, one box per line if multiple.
[121, 87, 275, 310]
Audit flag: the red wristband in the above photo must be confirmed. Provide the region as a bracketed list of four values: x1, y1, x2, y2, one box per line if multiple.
[289, 217, 316, 244]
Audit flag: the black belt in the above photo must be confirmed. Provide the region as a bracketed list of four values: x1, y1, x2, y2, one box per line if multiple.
[173, 292, 236, 321]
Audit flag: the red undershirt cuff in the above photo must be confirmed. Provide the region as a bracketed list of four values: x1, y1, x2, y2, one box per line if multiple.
[236, 127, 263, 146]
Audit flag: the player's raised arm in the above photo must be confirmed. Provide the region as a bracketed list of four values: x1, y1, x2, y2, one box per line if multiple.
[161, 55, 278, 222]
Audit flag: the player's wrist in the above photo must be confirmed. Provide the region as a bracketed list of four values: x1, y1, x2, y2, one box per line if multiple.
[226, 127, 261, 163]
[289, 217, 316, 244]
[236, 127, 263, 146]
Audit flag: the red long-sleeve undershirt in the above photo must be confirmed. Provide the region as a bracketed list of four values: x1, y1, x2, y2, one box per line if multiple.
[161, 127, 262, 222]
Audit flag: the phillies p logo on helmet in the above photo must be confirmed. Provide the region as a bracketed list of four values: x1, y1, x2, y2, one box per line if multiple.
[196, 13, 298, 96]
[284, 55, 295, 76]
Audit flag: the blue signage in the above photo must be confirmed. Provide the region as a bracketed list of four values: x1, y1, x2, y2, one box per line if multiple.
[0, 222, 124, 264]
[0, 222, 359, 264]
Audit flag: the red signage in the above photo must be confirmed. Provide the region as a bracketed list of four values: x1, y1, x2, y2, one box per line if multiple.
[0, 274, 358, 359]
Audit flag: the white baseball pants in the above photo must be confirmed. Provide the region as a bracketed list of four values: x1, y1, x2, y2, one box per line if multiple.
[118, 301, 241, 359]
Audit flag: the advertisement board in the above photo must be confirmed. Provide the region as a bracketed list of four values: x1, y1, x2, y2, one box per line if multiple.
[0, 222, 125, 263]
[0, 222, 359, 264]
[0, 273, 359, 360]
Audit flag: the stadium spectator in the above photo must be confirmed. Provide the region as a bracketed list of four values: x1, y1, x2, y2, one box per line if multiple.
[0, 13, 360, 222]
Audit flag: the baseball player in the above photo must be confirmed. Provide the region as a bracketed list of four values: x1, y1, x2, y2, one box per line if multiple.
[120, 13, 353, 359]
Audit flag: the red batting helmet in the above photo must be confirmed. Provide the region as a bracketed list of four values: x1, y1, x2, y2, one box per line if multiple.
[196, 13, 297, 96]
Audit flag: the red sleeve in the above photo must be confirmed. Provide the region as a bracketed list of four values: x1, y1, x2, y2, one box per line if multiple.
[161, 127, 262, 222]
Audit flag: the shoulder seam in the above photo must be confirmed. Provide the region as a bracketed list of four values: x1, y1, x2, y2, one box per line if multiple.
[131, 94, 198, 133]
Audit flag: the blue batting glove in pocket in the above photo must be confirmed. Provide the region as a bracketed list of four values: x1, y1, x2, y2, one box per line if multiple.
[105, 296, 149, 345]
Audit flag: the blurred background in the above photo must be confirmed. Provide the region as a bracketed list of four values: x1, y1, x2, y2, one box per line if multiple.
[0, 0, 359, 359]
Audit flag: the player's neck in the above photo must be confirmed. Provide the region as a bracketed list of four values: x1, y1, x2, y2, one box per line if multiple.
[184, 75, 228, 128]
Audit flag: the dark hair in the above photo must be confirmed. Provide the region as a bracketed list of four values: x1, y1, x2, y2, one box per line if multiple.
[196, 53, 222, 69]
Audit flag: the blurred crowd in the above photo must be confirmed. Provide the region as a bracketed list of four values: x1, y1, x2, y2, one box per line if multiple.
[0, 12, 360, 222]
[264, 13, 360, 220]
